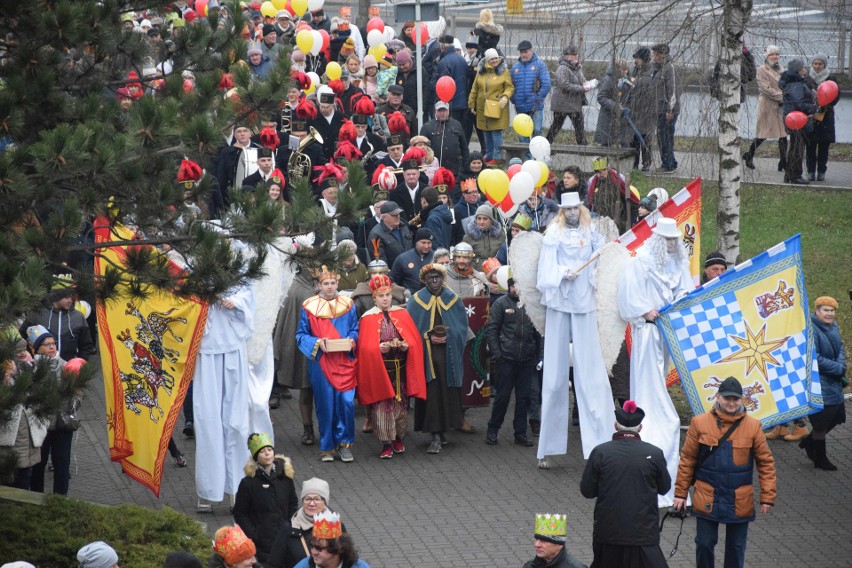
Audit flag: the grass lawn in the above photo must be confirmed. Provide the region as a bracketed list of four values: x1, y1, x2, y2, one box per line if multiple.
[627, 177, 852, 421]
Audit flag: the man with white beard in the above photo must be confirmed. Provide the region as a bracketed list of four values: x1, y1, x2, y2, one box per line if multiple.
[536, 192, 614, 469]
[617, 218, 692, 507]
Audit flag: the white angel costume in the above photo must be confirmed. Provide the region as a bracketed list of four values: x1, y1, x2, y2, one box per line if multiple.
[536, 216, 615, 460]
[193, 284, 254, 503]
[617, 232, 692, 507]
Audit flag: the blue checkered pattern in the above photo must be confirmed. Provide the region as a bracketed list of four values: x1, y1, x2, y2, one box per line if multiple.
[768, 332, 810, 412]
[666, 292, 745, 372]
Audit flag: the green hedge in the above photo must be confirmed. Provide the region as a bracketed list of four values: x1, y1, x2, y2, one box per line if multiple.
[0, 494, 210, 567]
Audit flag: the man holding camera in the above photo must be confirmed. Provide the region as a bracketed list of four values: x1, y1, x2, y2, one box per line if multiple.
[580, 400, 671, 568]
[673, 377, 776, 568]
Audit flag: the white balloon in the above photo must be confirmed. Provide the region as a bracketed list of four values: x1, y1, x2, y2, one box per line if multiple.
[367, 29, 384, 48]
[521, 159, 540, 181]
[307, 0, 324, 12]
[306, 71, 320, 90]
[529, 136, 551, 160]
[495, 265, 511, 292]
[509, 171, 535, 204]
[309, 30, 323, 56]
[498, 203, 518, 220]
[383, 27, 396, 42]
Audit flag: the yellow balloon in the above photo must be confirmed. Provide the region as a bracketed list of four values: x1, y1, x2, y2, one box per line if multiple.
[536, 161, 549, 187]
[271, 0, 287, 9]
[513, 114, 533, 138]
[260, 1, 277, 17]
[291, 0, 308, 16]
[480, 169, 509, 203]
[368, 43, 387, 61]
[296, 29, 314, 54]
[325, 61, 342, 81]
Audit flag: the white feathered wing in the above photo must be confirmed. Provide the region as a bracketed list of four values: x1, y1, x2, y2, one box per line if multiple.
[593, 241, 631, 372]
[507, 231, 546, 336]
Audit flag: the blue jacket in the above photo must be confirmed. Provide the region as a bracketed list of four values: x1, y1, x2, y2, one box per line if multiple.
[422, 202, 454, 250]
[391, 248, 434, 294]
[812, 314, 847, 405]
[510, 53, 552, 113]
[434, 47, 470, 110]
[779, 71, 819, 117]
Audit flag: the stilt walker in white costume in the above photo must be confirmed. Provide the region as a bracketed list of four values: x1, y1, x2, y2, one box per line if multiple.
[536, 192, 615, 466]
[617, 218, 692, 507]
[193, 283, 254, 512]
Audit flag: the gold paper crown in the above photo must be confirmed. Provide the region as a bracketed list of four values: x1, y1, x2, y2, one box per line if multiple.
[317, 265, 338, 281]
[212, 526, 257, 565]
[312, 510, 342, 540]
[460, 178, 478, 192]
[534, 513, 567, 541]
[481, 257, 502, 276]
[592, 157, 608, 171]
[247, 432, 273, 457]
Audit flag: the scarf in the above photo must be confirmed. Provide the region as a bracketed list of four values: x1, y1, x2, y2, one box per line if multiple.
[291, 506, 316, 531]
[453, 264, 473, 277]
[769, 61, 781, 72]
[810, 66, 829, 85]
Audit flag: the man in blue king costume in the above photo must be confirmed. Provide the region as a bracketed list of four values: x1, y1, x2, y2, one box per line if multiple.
[296, 265, 359, 463]
[408, 263, 470, 454]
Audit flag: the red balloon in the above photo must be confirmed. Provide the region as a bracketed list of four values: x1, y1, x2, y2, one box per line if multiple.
[507, 163, 522, 179]
[498, 193, 515, 213]
[436, 76, 456, 103]
[413, 22, 429, 45]
[366, 17, 384, 33]
[817, 80, 839, 106]
[285, 0, 295, 16]
[318, 29, 330, 52]
[64, 358, 87, 376]
[784, 111, 808, 131]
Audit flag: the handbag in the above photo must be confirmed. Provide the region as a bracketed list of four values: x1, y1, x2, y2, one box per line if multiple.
[484, 99, 502, 119]
[55, 398, 81, 431]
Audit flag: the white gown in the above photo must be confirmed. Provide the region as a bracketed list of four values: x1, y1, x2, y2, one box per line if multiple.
[193, 285, 254, 503]
[536, 222, 615, 460]
[617, 244, 692, 507]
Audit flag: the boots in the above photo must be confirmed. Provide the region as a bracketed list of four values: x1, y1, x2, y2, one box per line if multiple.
[799, 435, 814, 462]
[812, 438, 837, 471]
[742, 152, 755, 169]
[764, 425, 785, 440]
[784, 424, 810, 441]
[301, 424, 315, 446]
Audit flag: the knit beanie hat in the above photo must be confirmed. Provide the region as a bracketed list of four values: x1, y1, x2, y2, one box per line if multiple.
[363, 54, 377, 69]
[396, 49, 412, 66]
[787, 59, 804, 74]
[475, 203, 494, 219]
[77, 541, 119, 568]
[26, 325, 53, 353]
[300, 477, 330, 502]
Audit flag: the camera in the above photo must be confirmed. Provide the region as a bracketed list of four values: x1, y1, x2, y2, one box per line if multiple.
[668, 506, 689, 519]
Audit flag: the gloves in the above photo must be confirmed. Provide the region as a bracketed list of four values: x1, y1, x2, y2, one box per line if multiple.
[563, 269, 579, 281]
[499, 96, 509, 109]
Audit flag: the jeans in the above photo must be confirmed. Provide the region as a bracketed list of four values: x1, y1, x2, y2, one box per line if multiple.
[695, 517, 749, 568]
[183, 380, 194, 425]
[487, 359, 534, 438]
[518, 109, 544, 144]
[657, 113, 678, 169]
[31, 428, 74, 495]
[483, 130, 504, 161]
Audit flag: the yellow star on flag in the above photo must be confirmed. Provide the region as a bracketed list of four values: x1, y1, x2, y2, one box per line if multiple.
[719, 321, 789, 379]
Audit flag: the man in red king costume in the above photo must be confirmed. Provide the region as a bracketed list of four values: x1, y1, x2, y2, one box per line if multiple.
[356, 274, 427, 459]
[296, 266, 359, 463]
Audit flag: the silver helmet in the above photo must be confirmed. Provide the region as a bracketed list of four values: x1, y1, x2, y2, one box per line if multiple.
[367, 259, 390, 273]
[451, 242, 475, 259]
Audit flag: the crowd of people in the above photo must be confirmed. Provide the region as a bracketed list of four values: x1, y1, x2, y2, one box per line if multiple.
[2, 3, 848, 568]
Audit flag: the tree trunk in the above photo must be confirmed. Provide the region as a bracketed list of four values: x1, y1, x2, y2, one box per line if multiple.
[716, 0, 752, 265]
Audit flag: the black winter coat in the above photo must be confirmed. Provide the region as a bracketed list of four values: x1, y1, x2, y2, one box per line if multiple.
[522, 547, 587, 568]
[233, 456, 298, 560]
[779, 71, 819, 122]
[419, 118, 469, 180]
[367, 221, 413, 268]
[22, 305, 96, 362]
[808, 73, 840, 144]
[580, 433, 671, 546]
[486, 294, 543, 363]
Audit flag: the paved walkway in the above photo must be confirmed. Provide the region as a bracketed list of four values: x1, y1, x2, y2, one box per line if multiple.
[55, 355, 852, 567]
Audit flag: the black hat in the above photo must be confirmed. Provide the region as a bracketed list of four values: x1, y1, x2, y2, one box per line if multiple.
[638, 195, 657, 211]
[319, 92, 335, 104]
[311, 8, 325, 16]
[380, 201, 403, 215]
[563, 44, 578, 56]
[401, 158, 419, 171]
[651, 43, 669, 55]
[267, 174, 284, 187]
[469, 151, 484, 163]
[439, 34, 455, 45]
[432, 184, 448, 195]
[517, 40, 533, 51]
[614, 400, 645, 428]
[262, 23, 276, 37]
[465, 35, 478, 48]
[633, 47, 651, 62]
[147, 27, 161, 37]
[414, 227, 434, 242]
[291, 118, 308, 132]
[258, 147, 273, 158]
[388, 84, 404, 95]
[320, 177, 339, 192]
[717, 376, 743, 398]
[787, 59, 804, 74]
[352, 114, 368, 125]
[704, 251, 728, 269]
[387, 133, 407, 148]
